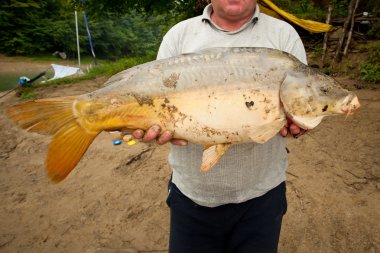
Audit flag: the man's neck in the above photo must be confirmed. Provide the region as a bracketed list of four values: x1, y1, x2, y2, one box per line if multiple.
[210, 10, 254, 31]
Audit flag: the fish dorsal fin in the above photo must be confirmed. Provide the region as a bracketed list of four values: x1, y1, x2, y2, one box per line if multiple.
[200, 143, 232, 172]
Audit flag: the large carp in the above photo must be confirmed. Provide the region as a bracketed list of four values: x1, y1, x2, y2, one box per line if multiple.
[6, 47, 360, 183]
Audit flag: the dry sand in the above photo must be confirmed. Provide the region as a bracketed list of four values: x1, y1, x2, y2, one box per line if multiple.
[0, 59, 379, 253]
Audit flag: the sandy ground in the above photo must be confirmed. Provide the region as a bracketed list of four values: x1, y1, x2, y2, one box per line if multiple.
[0, 59, 379, 253]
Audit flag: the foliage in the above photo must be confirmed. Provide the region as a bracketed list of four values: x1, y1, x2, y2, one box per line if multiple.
[364, 1, 380, 39]
[329, 0, 349, 17]
[19, 88, 38, 100]
[273, 0, 327, 20]
[87, 11, 177, 60]
[1, 0, 379, 61]
[359, 48, 380, 83]
[311, 44, 324, 58]
[0, 0, 182, 59]
[0, 0, 73, 55]
[272, 0, 378, 23]
[360, 63, 380, 83]
[70, 0, 203, 19]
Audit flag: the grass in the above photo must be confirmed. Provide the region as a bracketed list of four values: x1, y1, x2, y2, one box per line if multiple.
[20, 89, 38, 100]
[357, 41, 380, 52]
[358, 42, 380, 83]
[360, 63, 380, 83]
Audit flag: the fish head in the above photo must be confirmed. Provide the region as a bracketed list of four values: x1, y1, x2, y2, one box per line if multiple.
[280, 66, 360, 130]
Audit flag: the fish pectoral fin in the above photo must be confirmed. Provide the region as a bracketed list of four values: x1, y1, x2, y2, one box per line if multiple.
[200, 143, 232, 172]
[247, 118, 286, 143]
[47, 121, 98, 183]
[290, 115, 323, 130]
[203, 144, 214, 150]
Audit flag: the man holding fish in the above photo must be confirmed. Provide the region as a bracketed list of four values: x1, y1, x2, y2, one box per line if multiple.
[6, 0, 359, 252]
[133, 0, 307, 252]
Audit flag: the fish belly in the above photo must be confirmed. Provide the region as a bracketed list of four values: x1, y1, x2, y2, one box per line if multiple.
[154, 87, 287, 144]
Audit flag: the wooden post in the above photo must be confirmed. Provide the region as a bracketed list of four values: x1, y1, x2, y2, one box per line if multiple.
[334, 0, 356, 63]
[343, 0, 360, 56]
[75, 9, 81, 67]
[322, 4, 333, 66]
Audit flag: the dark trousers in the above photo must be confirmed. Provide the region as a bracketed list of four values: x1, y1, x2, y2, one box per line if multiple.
[166, 181, 287, 253]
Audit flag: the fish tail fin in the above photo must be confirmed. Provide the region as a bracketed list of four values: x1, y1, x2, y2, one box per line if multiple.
[6, 97, 99, 183]
[46, 120, 97, 183]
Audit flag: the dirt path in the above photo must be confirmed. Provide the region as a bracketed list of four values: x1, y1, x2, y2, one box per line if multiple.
[0, 62, 379, 253]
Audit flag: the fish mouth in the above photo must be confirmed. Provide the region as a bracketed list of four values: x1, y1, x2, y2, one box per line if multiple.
[340, 94, 360, 115]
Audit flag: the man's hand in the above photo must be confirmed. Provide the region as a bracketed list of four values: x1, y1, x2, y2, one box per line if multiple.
[133, 120, 305, 145]
[280, 119, 307, 138]
[132, 125, 188, 146]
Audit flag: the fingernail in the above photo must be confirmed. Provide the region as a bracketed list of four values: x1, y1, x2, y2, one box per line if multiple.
[178, 140, 188, 146]
[152, 125, 160, 132]
[133, 130, 144, 139]
[173, 140, 188, 146]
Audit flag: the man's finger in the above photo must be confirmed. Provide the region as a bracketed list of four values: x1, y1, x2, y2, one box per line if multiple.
[132, 129, 145, 140]
[293, 129, 307, 139]
[279, 127, 288, 137]
[143, 125, 161, 142]
[170, 139, 188, 146]
[289, 123, 301, 136]
[157, 130, 174, 145]
[289, 123, 308, 138]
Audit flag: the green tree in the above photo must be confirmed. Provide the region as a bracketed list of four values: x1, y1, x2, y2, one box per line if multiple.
[0, 0, 184, 58]
[0, 0, 73, 55]
[70, 0, 206, 19]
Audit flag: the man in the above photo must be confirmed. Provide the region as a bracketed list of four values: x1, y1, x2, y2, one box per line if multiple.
[133, 0, 307, 252]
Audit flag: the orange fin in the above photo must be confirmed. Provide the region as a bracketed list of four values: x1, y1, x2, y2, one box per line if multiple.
[6, 97, 77, 135]
[6, 97, 99, 183]
[47, 121, 97, 183]
[200, 143, 232, 172]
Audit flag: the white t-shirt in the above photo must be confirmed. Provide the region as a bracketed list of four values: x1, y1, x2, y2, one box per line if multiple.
[157, 4, 307, 207]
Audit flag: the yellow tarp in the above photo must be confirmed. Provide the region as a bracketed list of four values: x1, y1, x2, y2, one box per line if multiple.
[258, 0, 333, 33]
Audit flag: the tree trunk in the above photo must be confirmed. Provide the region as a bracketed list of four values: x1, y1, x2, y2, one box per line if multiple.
[322, 4, 333, 66]
[334, 0, 356, 63]
[343, 0, 360, 56]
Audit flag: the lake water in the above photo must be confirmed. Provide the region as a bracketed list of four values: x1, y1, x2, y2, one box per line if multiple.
[0, 70, 54, 91]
